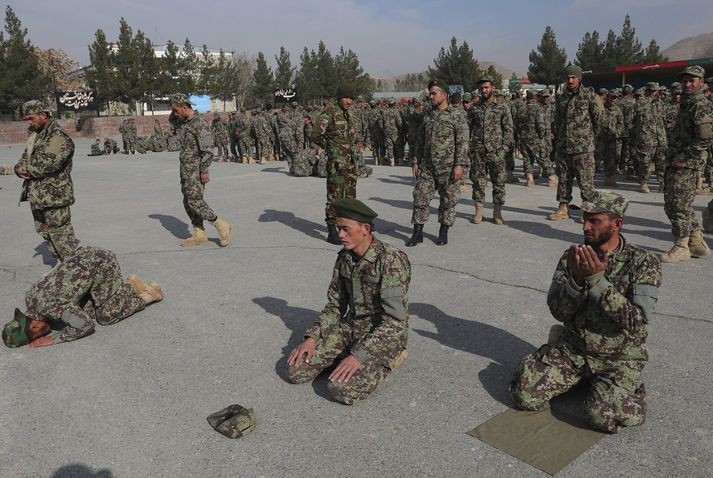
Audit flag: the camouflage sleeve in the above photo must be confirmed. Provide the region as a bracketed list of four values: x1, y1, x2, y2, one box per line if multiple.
[46, 305, 95, 344]
[351, 250, 411, 363]
[309, 113, 329, 149]
[305, 257, 345, 340]
[681, 101, 713, 170]
[24, 134, 74, 179]
[195, 125, 214, 174]
[501, 107, 514, 149]
[585, 253, 662, 330]
[590, 94, 605, 136]
[546, 252, 587, 323]
[454, 114, 469, 167]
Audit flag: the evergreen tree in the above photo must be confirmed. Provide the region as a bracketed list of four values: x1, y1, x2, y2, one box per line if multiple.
[575, 31, 605, 70]
[155, 40, 180, 99]
[641, 39, 667, 64]
[274, 46, 294, 89]
[527, 26, 567, 85]
[196, 44, 215, 95]
[252, 51, 274, 107]
[87, 29, 115, 108]
[294, 46, 319, 104]
[177, 39, 198, 94]
[134, 29, 157, 111]
[615, 14, 643, 65]
[395, 72, 426, 92]
[601, 29, 618, 69]
[428, 37, 480, 92]
[211, 50, 241, 108]
[314, 41, 335, 97]
[333, 46, 373, 98]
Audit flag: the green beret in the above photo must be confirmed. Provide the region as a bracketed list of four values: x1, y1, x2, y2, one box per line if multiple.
[562, 64, 583, 80]
[21, 100, 51, 118]
[207, 404, 256, 439]
[428, 78, 449, 93]
[580, 191, 629, 218]
[336, 83, 355, 100]
[679, 65, 705, 79]
[333, 198, 377, 223]
[169, 93, 195, 106]
[2, 309, 32, 348]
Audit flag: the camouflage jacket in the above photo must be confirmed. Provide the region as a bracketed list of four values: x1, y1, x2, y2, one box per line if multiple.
[310, 104, 356, 164]
[518, 100, 541, 141]
[604, 103, 624, 140]
[632, 96, 666, 151]
[667, 90, 713, 171]
[554, 86, 604, 155]
[170, 112, 214, 178]
[305, 236, 411, 368]
[15, 118, 75, 209]
[663, 100, 679, 134]
[469, 98, 514, 154]
[23, 246, 125, 344]
[382, 108, 402, 138]
[90, 143, 103, 155]
[547, 235, 662, 371]
[415, 106, 469, 172]
[211, 118, 228, 141]
[619, 95, 636, 132]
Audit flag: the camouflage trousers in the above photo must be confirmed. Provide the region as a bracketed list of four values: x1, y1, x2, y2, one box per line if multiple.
[510, 344, 646, 433]
[31, 206, 77, 262]
[238, 136, 255, 162]
[370, 131, 385, 165]
[181, 177, 217, 229]
[384, 134, 399, 165]
[619, 137, 631, 170]
[556, 152, 595, 204]
[412, 167, 461, 226]
[214, 137, 229, 159]
[281, 140, 299, 169]
[636, 145, 666, 183]
[604, 139, 622, 178]
[256, 137, 273, 162]
[520, 141, 554, 177]
[471, 149, 506, 206]
[325, 159, 357, 225]
[125, 135, 137, 154]
[664, 167, 700, 239]
[505, 145, 516, 172]
[286, 325, 391, 405]
[229, 135, 238, 158]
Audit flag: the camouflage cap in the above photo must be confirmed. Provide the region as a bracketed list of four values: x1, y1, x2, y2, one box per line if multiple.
[598, 88, 609, 95]
[207, 404, 256, 439]
[427, 78, 449, 94]
[387, 98, 397, 106]
[678, 65, 706, 79]
[609, 88, 621, 97]
[562, 63, 583, 80]
[336, 83, 355, 100]
[580, 191, 629, 218]
[671, 85, 683, 94]
[463, 92, 472, 102]
[477, 77, 494, 86]
[645, 82, 659, 91]
[21, 100, 51, 118]
[635, 87, 645, 95]
[333, 198, 377, 223]
[2, 309, 32, 348]
[537, 89, 551, 98]
[168, 93, 195, 106]
[622, 84, 633, 92]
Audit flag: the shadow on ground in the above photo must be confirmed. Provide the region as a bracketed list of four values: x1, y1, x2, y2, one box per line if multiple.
[33, 242, 58, 266]
[148, 214, 191, 239]
[50, 464, 113, 478]
[258, 209, 325, 241]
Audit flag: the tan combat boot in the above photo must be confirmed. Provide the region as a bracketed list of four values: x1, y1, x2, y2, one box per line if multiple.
[639, 180, 649, 193]
[689, 230, 711, 257]
[604, 176, 618, 187]
[526, 173, 535, 187]
[127, 274, 148, 295]
[181, 227, 208, 247]
[660, 237, 691, 263]
[392, 350, 408, 370]
[547, 175, 558, 188]
[493, 204, 504, 225]
[212, 217, 232, 247]
[548, 203, 569, 221]
[472, 203, 484, 224]
[139, 281, 163, 305]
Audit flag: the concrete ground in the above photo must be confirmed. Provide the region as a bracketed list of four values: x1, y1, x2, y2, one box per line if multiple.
[0, 140, 711, 478]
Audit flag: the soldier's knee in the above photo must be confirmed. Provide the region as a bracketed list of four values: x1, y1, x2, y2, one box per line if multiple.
[327, 380, 364, 405]
[285, 364, 314, 384]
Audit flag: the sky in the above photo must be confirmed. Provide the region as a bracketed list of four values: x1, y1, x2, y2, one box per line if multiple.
[6, 0, 713, 77]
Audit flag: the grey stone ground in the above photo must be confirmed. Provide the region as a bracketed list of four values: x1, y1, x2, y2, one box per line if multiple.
[0, 140, 711, 478]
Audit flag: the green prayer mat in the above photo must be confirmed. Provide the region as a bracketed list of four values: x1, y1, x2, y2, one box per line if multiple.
[467, 408, 607, 475]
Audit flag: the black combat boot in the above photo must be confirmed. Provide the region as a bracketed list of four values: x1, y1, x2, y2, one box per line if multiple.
[326, 225, 341, 245]
[435, 224, 449, 246]
[406, 224, 424, 247]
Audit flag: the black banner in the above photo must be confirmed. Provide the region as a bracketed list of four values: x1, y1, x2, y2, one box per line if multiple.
[273, 88, 298, 104]
[55, 90, 98, 112]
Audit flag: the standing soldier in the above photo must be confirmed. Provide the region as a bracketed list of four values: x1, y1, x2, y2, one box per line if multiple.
[119, 119, 129, 154]
[310, 84, 360, 245]
[383, 98, 403, 167]
[619, 85, 636, 176]
[368, 100, 385, 165]
[14, 100, 77, 262]
[548, 64, 604, 221]
[632, 83, 667, 193]
[126, 118, 138, 155]
[660, 66, 713, 262]
[602, 89, 625, 187]
[168, 94, 232, 248]
[594, 88, 609, 172]
[211, 113, 229, 162]
[227, 112, 239, 161]
[405, 79, 469, 246]
[238, 110, 255, 163]
[469, 77, 514, 225]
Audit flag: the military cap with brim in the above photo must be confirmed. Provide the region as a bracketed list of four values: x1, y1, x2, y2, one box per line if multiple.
[477, 77, 494, 86]
[537, 89, 551, 97]
[168, 93, 195, 106]
[598, 88, 609, 95]
[207, 404, 256, 439]
[428, 78, 449, 93]
[333, 198, 378, 223]
[678, 65, 706, 79]
[336, 83, 355, 100]
[2, 309, 32, 348]
[21, 100, 51, 119]
[645, 82, 659, 91]
[580, 191, 629, 218]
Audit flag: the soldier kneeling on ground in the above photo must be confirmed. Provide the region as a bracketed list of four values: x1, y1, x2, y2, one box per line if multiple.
[510, 191, 661, 433]
[286, 199, 410, 404]
[88, 138, 104, 156]
[2, 246, 163, 349]
[104, 138, 120, 155]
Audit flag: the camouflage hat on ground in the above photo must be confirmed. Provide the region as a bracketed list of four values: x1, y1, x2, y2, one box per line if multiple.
[562, 64, 583, 80]
[333, 198, 378, 223]
[2, 309, 32, 348]
[580, 191, 629, 218]
[336, 83, 355, 100]
[168, 93, 195, 106]
[21, 100, 51, 118]
[678, 65, 706, 79]
[427, 78, 449, 94]
[207, 404, 256, 439]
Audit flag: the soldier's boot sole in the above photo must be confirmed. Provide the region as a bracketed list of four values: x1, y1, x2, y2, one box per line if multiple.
[181, 228, 208, 247]
[213, 218, 232, 247]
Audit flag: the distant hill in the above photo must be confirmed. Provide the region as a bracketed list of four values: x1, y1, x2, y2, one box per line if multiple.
[662, 32, 713, 60]
[373, 62, 523, 92]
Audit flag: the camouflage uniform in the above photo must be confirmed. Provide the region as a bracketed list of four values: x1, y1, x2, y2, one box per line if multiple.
[368, 104, 385, 165]
[553, 85, 604, 204]
[619, 92, 636, 172]
[253, 113, 273, 162]
[469, 97, 514, 207]
[104, 138, 119, 155]
[89, 141, 104, 156]
[237, 113, 255, 163]
[211, 115, 229, 161]
[287, 237, 411, 404]
[170, 111, 218, 229]
[518, 97, 554, 177]
[411, 107, 469, 225]
[15, 117, 77, 261]
[382, 103, 403, 166]
[603, 100, 624, 179]
[511, 235, 662, 433]
[126, 120, 138, 154]
[23, 246, 146, 343]
[632, 92, 667, 187]
[310, 104, 358, 225]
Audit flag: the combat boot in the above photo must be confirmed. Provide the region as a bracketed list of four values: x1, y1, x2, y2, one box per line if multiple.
[181, 227, 208, 247]
[127, 274, 148, 295]
[392, 350, 408, 370]
[493, 204, 504, 225]
[506, 170, 519, 184]
[212, 217, 232, 247]
[703, 206, 713, 233]
[547, 175, 558, 188]
[139, 281, 163, 305]
[689, 230, 710, 257]
[526, 173, 535, 187]
[435, 224, 449, 246]
[604, 176, 618, 187]
[472, 203, 484, 224]
[659, 237, 691, 263]
[639, 180, 649, 193]
[326, 224, 341, 245]
[548, 203, 569, 221]
[405, 224, 423, 247]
